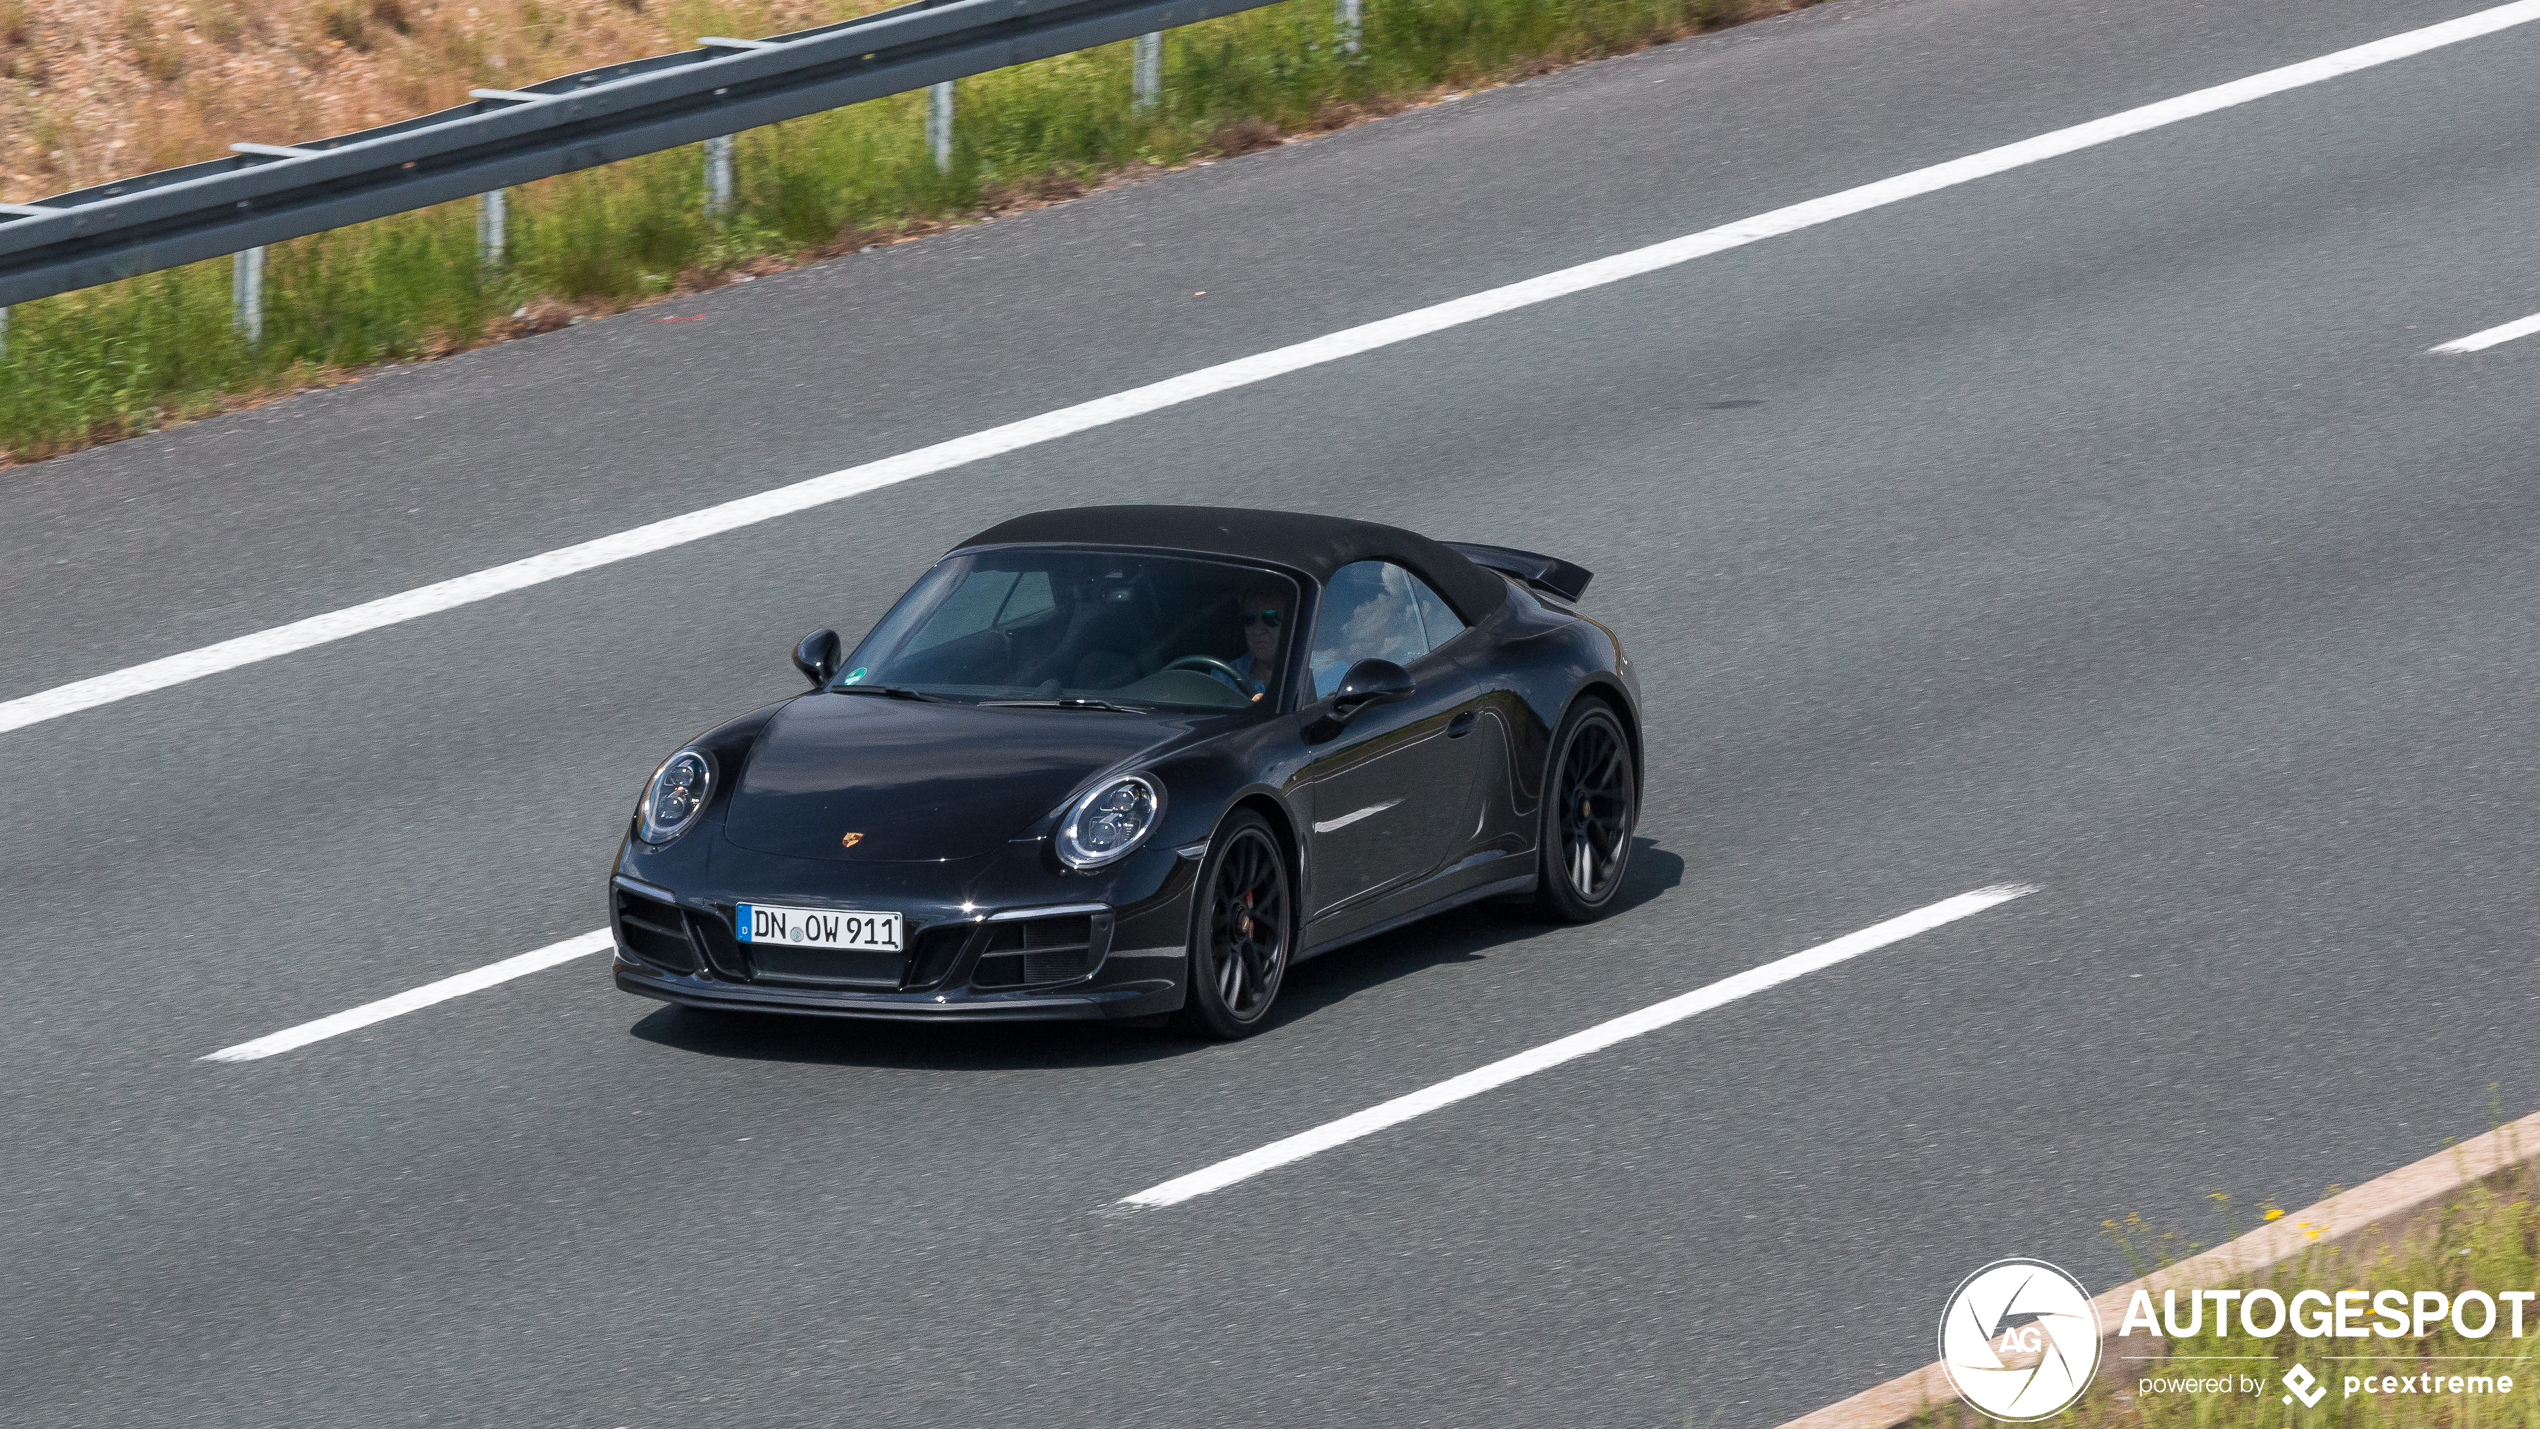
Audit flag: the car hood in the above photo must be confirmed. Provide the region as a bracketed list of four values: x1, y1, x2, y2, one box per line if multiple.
[720, 694, 1185, 862]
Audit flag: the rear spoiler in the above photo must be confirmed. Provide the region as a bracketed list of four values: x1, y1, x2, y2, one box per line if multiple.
[1441, 542, 1593, 603]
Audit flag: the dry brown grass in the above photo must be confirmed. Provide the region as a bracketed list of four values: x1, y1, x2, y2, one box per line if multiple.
[0, 0, 1824, 204]
[0, 0, 898, 202]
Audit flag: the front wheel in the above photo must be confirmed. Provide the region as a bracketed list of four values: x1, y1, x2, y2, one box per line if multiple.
[1534, 701, 1637, 922]
[1177, 811, 1294, 1039]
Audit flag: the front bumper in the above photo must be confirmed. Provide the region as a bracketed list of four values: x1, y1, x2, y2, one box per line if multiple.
[612, 960, 1177, 1021]
[608, 830, 1199, 1024]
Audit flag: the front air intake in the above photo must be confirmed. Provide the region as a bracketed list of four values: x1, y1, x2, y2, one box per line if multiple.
[688, 908, 750, 981]
[969, 914, 1107, 989]
[902, 923, 974, 991]
[612, 883, 700, 974]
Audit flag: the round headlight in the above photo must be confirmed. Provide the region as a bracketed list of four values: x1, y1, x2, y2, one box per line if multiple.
[638, 749, 715, 843]
[1056, 774, 1163, 869]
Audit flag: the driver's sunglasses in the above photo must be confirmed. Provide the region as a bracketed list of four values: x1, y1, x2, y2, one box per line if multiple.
[1240, 608, 1284, 629]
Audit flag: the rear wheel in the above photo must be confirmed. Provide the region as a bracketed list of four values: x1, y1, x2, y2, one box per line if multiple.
[1177, 811, 1293, 1039]
[1534, 701, 1636, 922]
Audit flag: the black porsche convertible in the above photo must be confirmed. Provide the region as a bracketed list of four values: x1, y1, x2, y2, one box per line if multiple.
[609, 506, 1641, 1038]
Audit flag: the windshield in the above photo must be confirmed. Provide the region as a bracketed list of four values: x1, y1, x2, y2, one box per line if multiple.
[839, 549, 1301, 710]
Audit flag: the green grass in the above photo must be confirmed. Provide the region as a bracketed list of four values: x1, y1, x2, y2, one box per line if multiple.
[0, 0, 1776, 462]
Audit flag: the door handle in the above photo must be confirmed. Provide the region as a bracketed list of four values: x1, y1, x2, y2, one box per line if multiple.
[1446, 711, 1477, 738]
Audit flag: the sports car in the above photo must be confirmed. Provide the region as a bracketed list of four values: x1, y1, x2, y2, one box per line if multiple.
[609, 505, 1642, 1037]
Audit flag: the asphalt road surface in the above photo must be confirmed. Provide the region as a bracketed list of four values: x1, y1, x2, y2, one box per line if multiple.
[11, 0, 2540, 1423]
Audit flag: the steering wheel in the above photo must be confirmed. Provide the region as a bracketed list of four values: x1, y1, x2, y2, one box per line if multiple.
[1163, 654, 1246, 686]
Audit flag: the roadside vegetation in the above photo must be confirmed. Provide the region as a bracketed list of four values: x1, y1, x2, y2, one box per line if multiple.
[1920, 1169, 2540, 1429]
[0, 0, 1816, 464]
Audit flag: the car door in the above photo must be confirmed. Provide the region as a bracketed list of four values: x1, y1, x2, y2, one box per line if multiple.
[1296, 561, 1485, 934]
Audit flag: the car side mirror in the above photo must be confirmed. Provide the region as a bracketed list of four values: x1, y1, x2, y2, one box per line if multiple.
[793, 628, 841, 689]
[1328, 658, 1415, 719]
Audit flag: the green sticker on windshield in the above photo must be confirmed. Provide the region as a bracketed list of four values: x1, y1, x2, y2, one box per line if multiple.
[844, 667, 867, 684]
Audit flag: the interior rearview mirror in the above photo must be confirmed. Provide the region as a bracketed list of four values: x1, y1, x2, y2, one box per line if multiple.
[793, 628, 842, 689]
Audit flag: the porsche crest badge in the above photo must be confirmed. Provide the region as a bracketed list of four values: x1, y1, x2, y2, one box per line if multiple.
[840, 831, 864, 850]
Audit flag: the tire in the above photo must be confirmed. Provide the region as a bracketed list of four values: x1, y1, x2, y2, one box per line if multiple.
[1533, 700, 1637, 922]
[1176, 811, 1294, 1039]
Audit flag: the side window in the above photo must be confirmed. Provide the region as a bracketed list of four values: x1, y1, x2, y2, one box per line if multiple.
[1310, 561, 1429, 700]
[1409, 576, 1465, 651]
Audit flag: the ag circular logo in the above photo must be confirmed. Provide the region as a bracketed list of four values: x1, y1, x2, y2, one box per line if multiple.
[1938, 1258, 2101, 1421]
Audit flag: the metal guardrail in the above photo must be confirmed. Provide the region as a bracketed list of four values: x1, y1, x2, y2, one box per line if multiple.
[0, 0, 1278, 309]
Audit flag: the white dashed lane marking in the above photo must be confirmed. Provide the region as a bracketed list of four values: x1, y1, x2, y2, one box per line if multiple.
[202, 929, 611, 1062]
[1116, 884, 2036, 1209]
[2430, 310, 2540, 353]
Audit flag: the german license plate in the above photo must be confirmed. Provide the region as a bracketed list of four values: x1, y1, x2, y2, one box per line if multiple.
[735, 903, 902, 952]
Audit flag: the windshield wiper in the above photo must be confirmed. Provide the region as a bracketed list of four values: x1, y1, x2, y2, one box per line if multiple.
[978, 697, 1149, 713]
[830, 684, 950, 703]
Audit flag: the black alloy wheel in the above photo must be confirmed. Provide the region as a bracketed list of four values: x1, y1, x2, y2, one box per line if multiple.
[1178, 811, 1293, 1039]
[1535, 701, 1636, 922]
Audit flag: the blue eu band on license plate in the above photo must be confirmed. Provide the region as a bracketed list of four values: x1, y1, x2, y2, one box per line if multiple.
[734, 902, 902, 951]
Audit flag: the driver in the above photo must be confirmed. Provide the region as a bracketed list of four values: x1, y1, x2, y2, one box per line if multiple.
[1208, 579, 1288, 702]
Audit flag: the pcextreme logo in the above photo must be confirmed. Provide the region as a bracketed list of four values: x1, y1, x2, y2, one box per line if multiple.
[1939, 1259, 2103, 1421]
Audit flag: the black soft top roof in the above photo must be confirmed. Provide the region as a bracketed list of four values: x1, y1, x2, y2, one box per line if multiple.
[956, 505, 1510, 622]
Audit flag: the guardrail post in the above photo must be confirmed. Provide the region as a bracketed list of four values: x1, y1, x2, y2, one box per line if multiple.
[704, 135, 735, 217]
[927, 81, 954, 171]
[0, 306, 9, 360]
[231, 246, 265, 345]
[1337, 0, 1361, 56]
[477, 188, 507, 267]
[1133, 32, 1163, 112]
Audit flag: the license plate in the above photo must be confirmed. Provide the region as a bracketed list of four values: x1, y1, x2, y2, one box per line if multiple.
[735, 903, 902, 952]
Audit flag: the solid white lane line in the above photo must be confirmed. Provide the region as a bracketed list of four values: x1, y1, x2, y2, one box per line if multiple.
[12, 2, 2540, 740]
[2430, 311, 2540, 353]
[201, 928, 611, 1062]
[1117, 884, 2034, 1209]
